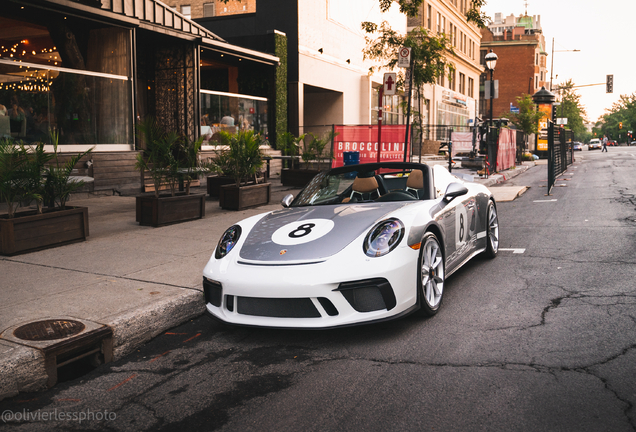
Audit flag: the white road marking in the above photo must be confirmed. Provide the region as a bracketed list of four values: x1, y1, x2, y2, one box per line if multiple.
[499, 248, 526, 254]
[534, 199, 558, 202]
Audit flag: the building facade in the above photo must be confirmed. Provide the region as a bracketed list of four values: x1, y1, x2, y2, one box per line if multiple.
[0, 0, 280, 193]
[197, 0, 408, 139]
[167, 0, 256, 19]
[480, 13, 548, 120]
[407, 0, 483, 131]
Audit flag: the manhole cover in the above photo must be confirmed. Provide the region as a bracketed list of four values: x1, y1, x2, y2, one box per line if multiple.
[13, 320, 86, 341]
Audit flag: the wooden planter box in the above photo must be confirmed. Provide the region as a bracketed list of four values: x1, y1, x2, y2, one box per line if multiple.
[207, 176, 235, 197]
[0, 207, 89, 256]
[280, 169, 321, 188]
[219, 182, 271, 211]
[136, 193, 206, 227]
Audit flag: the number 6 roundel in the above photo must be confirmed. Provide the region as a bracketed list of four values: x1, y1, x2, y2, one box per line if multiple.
[271, 219, 335, 246]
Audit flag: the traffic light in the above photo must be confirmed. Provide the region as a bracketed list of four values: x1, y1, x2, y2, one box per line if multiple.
[619, 122, 623, 129]
[606, 75, 614, 93]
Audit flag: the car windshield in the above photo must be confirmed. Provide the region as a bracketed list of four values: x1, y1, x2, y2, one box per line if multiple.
[290, 165, 432, 207]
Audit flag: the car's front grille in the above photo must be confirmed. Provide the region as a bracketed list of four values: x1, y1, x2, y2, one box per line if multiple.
[237, 297, 321, 318]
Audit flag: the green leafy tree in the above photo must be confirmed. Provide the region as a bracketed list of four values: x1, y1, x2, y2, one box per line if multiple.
[361, 23, 453, 153]
[554, 80, 588, 141]
[377, 0, 489, 28]
[506, 94, 543, 136]
[594, 93, 636, 143]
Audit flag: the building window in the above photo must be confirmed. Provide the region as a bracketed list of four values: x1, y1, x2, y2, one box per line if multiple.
[427, 5, 432, 29]
[203, 2, 215, 17]
[181, 5, 191, 19]
[449, 69, 455, 91]
[459, 72, 466, 95]
[442, 16, 446, 34]
[535, 76, 538, 89]
[468, 77, 474, 98]
[535, 53, 538, 66]
[437, 12, 441, 33]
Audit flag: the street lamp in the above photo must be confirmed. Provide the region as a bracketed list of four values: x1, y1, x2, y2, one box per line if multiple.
[485, 49, 498, 128]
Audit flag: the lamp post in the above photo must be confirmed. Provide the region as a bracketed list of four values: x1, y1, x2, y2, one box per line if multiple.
[485, 50, 498, 128]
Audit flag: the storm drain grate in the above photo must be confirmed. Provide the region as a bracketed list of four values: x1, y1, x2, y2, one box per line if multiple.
[13, 319, 86, 341]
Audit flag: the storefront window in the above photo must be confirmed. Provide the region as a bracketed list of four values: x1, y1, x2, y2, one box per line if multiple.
[200, 90, 268, 144]
[371, 88, 403, 125]
[0, 16, 132, 147]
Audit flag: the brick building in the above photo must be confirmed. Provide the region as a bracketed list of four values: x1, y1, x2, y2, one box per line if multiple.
[479, 13, 549, 120]
[166, 0, 256, 19]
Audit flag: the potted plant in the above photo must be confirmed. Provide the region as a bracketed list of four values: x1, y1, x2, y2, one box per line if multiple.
[0, 134, 91, 256]
[134, 118, 206, 227]
[206, 145, 236, 198]
[280, 131, 336, 187]
[213, 130, 270, 211]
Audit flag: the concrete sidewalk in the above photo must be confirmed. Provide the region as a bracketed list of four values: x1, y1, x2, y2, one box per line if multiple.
[0, 162, 535, 400]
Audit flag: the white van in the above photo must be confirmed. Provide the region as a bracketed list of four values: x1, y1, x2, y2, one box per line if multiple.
[589, 139, 601, 150]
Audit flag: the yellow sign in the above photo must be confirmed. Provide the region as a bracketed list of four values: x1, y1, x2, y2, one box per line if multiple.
[537, 103, 552, 151]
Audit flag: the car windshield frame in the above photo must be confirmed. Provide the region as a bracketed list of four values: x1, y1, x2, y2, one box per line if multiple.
[289, 162, 433, 207]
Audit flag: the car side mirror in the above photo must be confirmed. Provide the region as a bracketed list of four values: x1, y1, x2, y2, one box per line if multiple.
[443, 182, 468, 203]
[281, 194, 294, 208]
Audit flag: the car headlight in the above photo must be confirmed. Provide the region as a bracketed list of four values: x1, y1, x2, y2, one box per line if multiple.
[363, 218, 405, 257]
[215, 225, 242, 259]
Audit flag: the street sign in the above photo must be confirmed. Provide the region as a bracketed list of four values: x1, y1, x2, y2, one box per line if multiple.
[398, 47, 412, 68]
[556, 118, 568, 125]
[383, 72, 397, 95]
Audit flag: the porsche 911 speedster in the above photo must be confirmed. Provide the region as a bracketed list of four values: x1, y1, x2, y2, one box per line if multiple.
[203, 162, 498, 328]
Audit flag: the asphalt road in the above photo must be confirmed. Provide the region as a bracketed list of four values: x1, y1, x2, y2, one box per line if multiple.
[3, 147, 636, 432]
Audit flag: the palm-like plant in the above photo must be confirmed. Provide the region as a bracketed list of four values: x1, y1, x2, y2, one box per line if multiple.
[43, 130, 92, 209]
[214, 130, 264, 187]
[135, 117, 180, 198]
[0, 139, 29, 218]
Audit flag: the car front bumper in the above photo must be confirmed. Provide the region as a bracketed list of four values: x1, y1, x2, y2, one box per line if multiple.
[202, 246, 420, 328]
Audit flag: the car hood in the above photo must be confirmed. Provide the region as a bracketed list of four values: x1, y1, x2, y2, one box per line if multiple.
[238, 202, 412, 263]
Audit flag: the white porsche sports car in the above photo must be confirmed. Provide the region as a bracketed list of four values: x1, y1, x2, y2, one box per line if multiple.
[203, 162, 498, 328]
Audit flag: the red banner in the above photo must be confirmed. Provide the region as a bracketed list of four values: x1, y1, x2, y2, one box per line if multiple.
[332, 125, 409, 168]
[497, 128, 516, 171]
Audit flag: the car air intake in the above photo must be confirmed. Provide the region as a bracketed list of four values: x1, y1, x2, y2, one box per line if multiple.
[203, 278, 222, 307]
[336, 278, 396, 312]
[237, 297, 321, 318]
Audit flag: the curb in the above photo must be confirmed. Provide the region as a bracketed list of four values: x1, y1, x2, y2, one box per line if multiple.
[0, 289, 205, 401]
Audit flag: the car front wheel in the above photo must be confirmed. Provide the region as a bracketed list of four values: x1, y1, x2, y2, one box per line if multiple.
[418, 232, 445, 316]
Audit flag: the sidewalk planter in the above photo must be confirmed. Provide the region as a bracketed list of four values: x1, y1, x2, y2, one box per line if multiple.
[0, 206, 89, 256]
[219, 182, 270, 211]
[280, 169, 320, 188]
[136, 193, 205, 227]
[206, 175, 235, 197]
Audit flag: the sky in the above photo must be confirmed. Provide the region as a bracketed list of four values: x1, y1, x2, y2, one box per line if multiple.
[481, 0, 636, 124]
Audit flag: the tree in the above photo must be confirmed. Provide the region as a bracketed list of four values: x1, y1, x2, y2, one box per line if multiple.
[377, 0, 490, 28]
[554, 80, 588, 141]
[362, 22, 452, 155]
[594, 93, 636, 143]
[506, 94, 543, 135]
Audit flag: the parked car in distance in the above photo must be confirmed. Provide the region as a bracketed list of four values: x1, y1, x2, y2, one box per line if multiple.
[573, 142, 582, 151]
[589, 139, 601, 150]
[607, 140, 617, 146]
[630, 141, 636, 146]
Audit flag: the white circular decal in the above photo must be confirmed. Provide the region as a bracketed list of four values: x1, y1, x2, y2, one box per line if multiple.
[271, 219, 335, 246]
